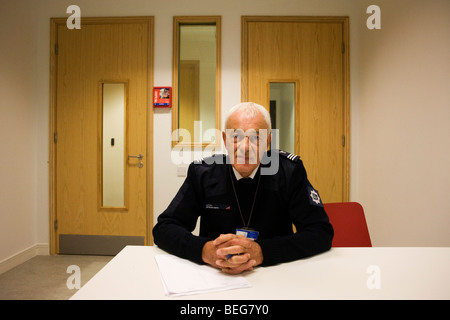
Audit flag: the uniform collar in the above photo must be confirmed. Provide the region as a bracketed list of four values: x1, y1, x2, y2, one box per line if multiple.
[232, 165, 260, 180]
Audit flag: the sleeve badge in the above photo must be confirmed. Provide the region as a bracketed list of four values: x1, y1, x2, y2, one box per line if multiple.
[307, 185, 324, 208]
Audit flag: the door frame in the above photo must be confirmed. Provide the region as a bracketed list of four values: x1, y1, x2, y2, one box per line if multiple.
[49, 16, 154, 255]
[241, 16, 350, 201]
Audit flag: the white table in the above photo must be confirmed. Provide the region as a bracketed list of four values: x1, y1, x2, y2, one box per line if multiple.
[70, 246, 450, 300]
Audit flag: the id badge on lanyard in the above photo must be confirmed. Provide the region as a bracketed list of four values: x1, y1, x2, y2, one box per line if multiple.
[227, 228, 259, 260]
[236, 227, 259, 240]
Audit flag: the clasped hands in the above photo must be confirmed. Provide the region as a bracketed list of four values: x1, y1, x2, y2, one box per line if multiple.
[202, 233, 263, 275]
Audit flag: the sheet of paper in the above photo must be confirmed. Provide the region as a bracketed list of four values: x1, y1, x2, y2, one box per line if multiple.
[154, 254, 251, 297]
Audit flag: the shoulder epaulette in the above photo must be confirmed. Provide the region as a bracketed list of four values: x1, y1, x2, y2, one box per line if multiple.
[192, 154, 227, 165]
[279, 150, 301, 162]
[193, 157, 204, 164]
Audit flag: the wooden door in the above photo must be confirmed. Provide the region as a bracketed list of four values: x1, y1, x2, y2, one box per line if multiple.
[242, 17, 350, 203]
[50, 18, 153, 254]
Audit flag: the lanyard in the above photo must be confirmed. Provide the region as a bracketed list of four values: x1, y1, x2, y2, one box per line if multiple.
[229, 165, 261, 229]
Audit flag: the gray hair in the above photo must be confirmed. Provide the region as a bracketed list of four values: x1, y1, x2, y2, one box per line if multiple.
[224, 102, 272, 133]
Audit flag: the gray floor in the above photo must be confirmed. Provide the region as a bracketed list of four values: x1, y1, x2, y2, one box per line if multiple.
[0, 255, 112, 300]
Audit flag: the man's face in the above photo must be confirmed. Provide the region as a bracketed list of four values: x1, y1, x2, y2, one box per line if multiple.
[222, 110, 271, 177]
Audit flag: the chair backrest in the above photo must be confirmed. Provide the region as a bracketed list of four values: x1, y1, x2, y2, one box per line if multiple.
[324, 202, 372, 247]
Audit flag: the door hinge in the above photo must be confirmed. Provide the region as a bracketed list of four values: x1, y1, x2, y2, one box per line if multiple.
[342, 42, 345, 54]
[54, 132, 57, 143]
[54, 219, 58, 230]
[342, 135, 346, 147]
[55, 44, 58, 55]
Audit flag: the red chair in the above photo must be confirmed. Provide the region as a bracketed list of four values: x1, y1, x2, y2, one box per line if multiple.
[324, 202, 372, 247]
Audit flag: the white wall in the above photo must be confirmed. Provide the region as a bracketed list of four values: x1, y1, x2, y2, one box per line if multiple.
[0, 0, 449, 264]
[0, 0, 39, 263]
[356, 0, 450, 246]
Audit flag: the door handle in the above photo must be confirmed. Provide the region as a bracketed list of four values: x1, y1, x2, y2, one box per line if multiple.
[128, 154, 144, 160]
[128, 154, 144, 168]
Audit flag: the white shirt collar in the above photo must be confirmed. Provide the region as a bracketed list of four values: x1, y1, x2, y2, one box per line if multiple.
[232, 165, 259, 180]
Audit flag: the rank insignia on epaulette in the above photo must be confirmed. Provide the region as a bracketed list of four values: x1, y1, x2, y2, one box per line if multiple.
[193, 157, 204, 164]
[279, 150, 300, 162]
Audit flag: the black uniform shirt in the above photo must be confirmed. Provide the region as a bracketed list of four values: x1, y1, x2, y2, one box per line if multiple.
[152, 150, 334, 266]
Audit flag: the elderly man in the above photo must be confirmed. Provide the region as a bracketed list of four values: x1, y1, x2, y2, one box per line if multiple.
[153, 102, 333, 274]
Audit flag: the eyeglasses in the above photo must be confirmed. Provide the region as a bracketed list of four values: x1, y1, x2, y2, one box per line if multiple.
[228, 129, 266, 145]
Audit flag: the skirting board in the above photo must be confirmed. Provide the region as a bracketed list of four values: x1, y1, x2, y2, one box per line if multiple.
[0, 243, 49, 275]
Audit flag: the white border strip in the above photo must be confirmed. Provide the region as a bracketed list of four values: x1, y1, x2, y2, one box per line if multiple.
[0, 243, 49, 275]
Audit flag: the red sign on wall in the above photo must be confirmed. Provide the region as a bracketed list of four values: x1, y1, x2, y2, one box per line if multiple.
[153, 87, 172, 108]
